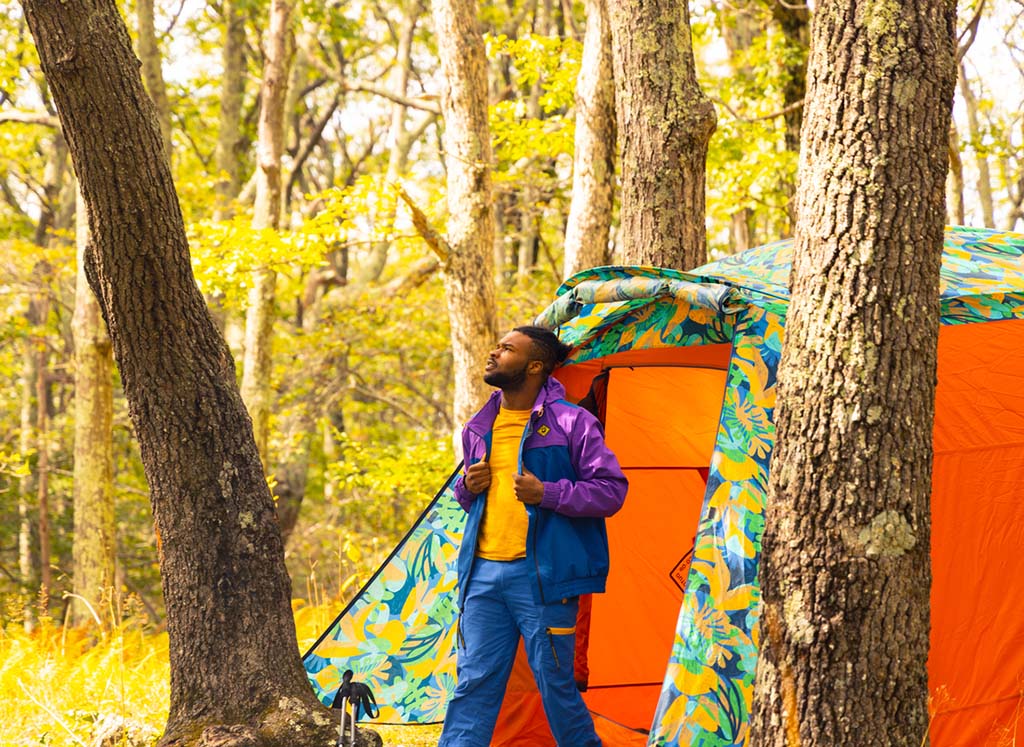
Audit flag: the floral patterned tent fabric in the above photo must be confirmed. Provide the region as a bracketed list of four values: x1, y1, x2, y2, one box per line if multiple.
[303, 226, 1024, 744]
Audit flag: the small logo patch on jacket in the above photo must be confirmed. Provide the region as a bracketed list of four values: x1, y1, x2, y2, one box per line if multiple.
[537, 425, 550, 436]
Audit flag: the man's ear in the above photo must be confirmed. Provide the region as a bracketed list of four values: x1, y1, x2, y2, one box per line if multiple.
[528, 359, 545, 375]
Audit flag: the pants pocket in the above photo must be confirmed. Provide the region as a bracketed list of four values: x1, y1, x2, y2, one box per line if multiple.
[545, 625, 576, 669]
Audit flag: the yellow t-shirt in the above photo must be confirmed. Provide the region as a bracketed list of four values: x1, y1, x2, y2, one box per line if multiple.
[476, 406, 532, 560]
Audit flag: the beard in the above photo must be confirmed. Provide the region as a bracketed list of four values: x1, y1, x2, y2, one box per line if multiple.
[483, 362, 528, 390]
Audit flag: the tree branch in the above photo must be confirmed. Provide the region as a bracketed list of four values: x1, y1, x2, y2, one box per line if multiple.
[0, 110, 60, 127]
[710, 96, 804, 124]
[305, 53, 441, 114]
[286, 96, 339, 204]
[957, 0, 987, 62]
[380, 255, 440, 297]
[392, 183, 451, 262]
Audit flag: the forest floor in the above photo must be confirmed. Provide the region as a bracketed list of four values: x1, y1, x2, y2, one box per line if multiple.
[1, 600, 443, 747]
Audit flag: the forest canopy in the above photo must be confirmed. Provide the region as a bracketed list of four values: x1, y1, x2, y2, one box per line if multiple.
[0, 0, 1020, 639]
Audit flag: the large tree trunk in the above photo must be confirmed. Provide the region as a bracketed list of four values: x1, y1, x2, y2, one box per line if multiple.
[432, 0, 499, 429]
[749, 0, 957, 744]
[608, 0, 716, 269]
[240, 0, 293, 461]
[18, 2, 377, 744]
[71, 185, 116, 628]
[562, 0, 615, 278]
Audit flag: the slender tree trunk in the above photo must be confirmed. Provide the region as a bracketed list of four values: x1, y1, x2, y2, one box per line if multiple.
[767, 1, 808, 236]
[240, 0, 293, 461]
[18, 2, 377, 744]
[749, 0, 957, 744]
[563, 0, 615, 277]
[720, 4, 761, 254]
[516, 140, 541, 284]
[608, 0, 716, 269]
[947, 120, 965, 225]
[71, 185, 116, 628]
[432, 0, 499, 429]
[35, 331, 51, 605]
[768, 2, 809, 153]
[513, 0, 551, 283]
[18, 335, 37, 631]
[214, 0, 247, 219]
[958, 64, 994, 227]
[136, 0, 173, 159]
[359, 1, 425, 283]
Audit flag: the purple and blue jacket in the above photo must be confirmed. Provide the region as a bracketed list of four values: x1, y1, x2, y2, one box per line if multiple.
[453, 377, 628, 606]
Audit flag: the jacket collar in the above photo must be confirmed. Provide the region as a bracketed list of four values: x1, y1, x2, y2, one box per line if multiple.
[465, 376, 566, 435]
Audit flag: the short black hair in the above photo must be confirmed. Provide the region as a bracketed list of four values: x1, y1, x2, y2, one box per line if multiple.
[514, 325, 571, 376]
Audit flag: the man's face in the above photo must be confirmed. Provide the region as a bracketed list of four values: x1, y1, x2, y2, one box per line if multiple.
[484, 331, 536, 389]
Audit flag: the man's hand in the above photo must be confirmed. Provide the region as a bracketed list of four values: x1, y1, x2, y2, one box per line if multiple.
[514, 469, 544, 505]
[464, 461, 491, 494]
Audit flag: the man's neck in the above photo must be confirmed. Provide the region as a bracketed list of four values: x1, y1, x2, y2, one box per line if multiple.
[500, 379, 544, 411]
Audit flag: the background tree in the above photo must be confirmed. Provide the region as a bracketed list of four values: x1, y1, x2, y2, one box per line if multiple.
[431, 0, 499, 429]
[71, 186, 116, 627]
[608, 0, 717, 269]
[136, 0, 173, 159]
[212, 0, 248, 221]
[240, 0, 294, 461]
[750, 0, 957, 745]
[563, 0, 615, 277]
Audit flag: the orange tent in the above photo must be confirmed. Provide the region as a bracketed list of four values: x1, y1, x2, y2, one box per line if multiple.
[306, 226, 1024, 746]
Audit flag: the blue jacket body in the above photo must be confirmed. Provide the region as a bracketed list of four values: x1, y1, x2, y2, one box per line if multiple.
[453, 377, 628, 606]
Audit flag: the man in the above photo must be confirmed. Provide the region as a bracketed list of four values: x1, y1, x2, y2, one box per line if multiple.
[439, 326, 628, 747]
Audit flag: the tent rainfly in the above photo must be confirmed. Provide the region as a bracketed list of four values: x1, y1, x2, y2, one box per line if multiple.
[304, 225, 1024, 746]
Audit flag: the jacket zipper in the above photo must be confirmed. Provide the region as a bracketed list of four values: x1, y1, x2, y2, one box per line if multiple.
[521, 406, 547, 604]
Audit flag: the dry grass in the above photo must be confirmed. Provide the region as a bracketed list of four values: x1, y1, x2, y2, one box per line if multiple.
[2, 598, 442, 746]
[372, 723, 443, 746]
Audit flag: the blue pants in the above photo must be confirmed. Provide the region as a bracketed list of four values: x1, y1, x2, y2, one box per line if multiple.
[438, 558, 601, 747]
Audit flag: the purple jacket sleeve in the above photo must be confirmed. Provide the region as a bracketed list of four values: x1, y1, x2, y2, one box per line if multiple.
[453, 473, 476, 512]
[453, 428, 477, 512]
[537, 408, 627, 518]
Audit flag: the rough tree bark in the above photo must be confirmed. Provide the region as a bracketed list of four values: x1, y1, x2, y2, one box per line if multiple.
[18, 1, 379, 744]
[71, 185, 117, 627]
[608, 0, 716, 269]
[240, 0, 293, 461]
[562, 0, 615, 278]
[432, 0, 499, 429]
[749, 0, 957, 744]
